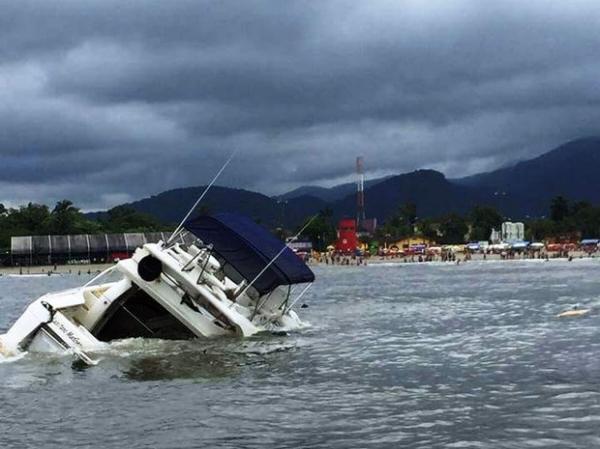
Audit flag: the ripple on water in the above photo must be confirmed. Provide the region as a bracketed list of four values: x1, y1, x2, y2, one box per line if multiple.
[1, 260, 600, 448]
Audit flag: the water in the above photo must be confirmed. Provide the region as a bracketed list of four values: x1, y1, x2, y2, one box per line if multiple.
[1, 259, 600, 448]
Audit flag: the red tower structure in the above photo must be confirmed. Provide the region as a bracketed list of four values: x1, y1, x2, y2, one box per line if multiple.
[335, 218, 358, 254]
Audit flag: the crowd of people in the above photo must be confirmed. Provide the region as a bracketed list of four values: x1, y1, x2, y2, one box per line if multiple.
[306, 245, 597, 266]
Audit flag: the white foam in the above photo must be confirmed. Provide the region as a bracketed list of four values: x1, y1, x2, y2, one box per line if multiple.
[0, 351, 27, 364]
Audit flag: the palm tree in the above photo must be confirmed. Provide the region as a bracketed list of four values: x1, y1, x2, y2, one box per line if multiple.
[51, 200, 80, 234]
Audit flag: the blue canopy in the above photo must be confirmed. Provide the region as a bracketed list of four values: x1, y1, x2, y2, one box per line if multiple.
[581, 239, 599, 245]
[184, 213, 315, 295]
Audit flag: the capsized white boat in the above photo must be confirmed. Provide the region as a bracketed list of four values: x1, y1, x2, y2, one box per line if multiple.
[0, 213, 315, 365]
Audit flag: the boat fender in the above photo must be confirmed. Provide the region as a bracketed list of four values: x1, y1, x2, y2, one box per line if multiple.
[138, 255, 162, 282]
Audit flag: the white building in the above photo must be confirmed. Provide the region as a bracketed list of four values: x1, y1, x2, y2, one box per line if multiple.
[501, 221, 525, 241]
[489, 228, 501, 244]
[287, 239, 313, 253]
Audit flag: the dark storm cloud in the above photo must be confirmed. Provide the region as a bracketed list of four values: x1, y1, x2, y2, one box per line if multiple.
[1, 0, 600, 209]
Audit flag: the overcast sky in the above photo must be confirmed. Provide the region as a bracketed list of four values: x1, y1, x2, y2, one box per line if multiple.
[1, 0, 599, 210]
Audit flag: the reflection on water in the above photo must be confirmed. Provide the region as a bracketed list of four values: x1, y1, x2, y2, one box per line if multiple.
[1, 260, 600, 448]
[123, 350, 241, 382]
[115, 337, 297, 382]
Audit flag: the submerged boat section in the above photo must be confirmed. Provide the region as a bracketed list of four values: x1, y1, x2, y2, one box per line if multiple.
[0, 213, 315, 365]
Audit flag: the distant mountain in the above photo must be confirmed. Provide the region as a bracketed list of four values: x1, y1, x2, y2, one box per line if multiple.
[108, 186, 327, 229]
[456, 137, 600, 216]
[330, 170, 492, 220]
[278, 176, 392, 202]
[277, 185, 336, 202]
[91, 136, 600, 227]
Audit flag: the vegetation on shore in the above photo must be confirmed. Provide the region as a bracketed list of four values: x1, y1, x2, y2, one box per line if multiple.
[0, 201, 168, 251]
[301, 196, 600, 250]
[3, 195, 600, 254]
[300, 204, 502, 249]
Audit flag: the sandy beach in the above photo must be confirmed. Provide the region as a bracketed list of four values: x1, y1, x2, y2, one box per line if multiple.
[0, 263, 115, 276]
[310, 250, 598, 266]
[1, 251, 597, 276]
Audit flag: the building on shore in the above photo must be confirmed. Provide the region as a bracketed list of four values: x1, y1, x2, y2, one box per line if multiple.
[490, 228, 501, 244]
[287, 239, 313, 254]
[390, 236, 436, 251]
[10, 232, 192, 266]
[490, 222, 525, 243]
[502, 222, 525, 241]
[359, 218, 378, 235]
[335, 218, 359, 253]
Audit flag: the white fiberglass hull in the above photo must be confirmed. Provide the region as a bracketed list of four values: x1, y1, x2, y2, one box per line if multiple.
[0, 240, 311, 365]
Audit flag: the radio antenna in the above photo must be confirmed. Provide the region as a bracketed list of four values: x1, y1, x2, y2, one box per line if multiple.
[167, 150, 237, 244]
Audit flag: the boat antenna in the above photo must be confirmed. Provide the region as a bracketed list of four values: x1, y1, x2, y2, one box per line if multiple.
[167, 149, 238, 245]
[233, 214, 318, 305]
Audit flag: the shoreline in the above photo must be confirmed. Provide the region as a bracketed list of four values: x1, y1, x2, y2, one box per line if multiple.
[309, 251, 598, 267]
[1, 252, 597, 276]
[0, 263, 115, 276]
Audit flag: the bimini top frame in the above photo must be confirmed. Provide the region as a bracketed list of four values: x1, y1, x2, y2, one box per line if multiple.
[184, 213, 315, 295]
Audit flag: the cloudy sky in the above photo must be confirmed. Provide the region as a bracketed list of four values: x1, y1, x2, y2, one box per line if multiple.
[1, 0, 599, 210]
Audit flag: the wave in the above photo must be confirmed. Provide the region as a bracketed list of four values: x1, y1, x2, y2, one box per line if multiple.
[0, 351, 28, 364]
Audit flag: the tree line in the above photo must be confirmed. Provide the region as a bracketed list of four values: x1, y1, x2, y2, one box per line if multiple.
[374, 204, 502, 245]
[527, 196, 600, 242]
[299, 196, 600, 251]
[3, 195, 600, 254]
[0, 200, 168, 251]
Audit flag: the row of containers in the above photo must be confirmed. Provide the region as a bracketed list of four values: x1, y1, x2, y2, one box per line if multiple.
[10, 232, 197, 265]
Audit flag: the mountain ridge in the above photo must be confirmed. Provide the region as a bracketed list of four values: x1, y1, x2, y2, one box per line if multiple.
[91, 136, 600, 226]
[277, 176, 393, 202]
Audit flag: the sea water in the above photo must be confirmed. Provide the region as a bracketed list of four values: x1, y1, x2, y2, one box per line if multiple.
[1, 259, 600, 448]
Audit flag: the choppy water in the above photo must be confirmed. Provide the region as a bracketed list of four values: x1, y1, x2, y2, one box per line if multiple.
[1, 259, 600, 448]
